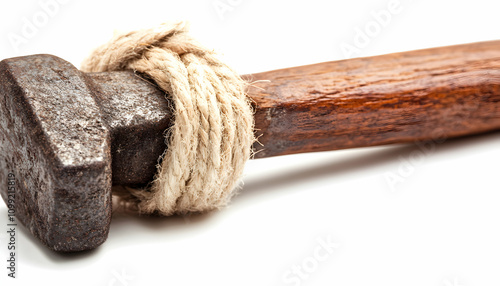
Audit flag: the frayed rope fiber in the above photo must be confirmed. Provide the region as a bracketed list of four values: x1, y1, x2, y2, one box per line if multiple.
[81, 22, 255, 216]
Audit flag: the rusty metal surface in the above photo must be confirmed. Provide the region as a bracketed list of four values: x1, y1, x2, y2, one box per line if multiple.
[86, 72, 172, 186]
[0, 54, 174, 252]
[0, 55, 112, 252]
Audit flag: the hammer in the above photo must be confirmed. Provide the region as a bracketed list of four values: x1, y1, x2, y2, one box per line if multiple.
[1, 41, 500, 252]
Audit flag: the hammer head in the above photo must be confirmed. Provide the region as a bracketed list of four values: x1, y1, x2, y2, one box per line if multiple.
[0, 54, 173, 252]
[0, 55, 112, 251]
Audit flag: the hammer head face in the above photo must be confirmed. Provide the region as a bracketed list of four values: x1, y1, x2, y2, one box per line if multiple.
[0, 55, 112, 252]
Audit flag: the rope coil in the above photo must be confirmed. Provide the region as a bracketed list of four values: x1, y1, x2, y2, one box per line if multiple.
[82, 22, 255, 215]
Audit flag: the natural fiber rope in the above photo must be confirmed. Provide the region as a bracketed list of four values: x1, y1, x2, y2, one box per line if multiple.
[81, 22, 255, 216]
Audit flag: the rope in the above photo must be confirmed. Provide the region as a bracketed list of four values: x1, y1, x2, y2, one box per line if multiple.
[82, 22, 254, 215]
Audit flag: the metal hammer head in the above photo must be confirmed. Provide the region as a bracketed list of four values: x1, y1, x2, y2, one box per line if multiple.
[0, 55, 173, 251]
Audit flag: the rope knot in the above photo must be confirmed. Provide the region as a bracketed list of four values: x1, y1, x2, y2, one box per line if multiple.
[82, 22, 254, 215]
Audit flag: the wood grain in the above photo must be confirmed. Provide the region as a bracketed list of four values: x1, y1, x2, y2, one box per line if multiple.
[244, 41, 500, 158]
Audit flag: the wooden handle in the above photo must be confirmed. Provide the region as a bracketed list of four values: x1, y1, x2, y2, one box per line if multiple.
[245, 41, 500, 158]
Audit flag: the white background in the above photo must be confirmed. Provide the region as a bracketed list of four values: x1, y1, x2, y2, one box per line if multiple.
[1, 0, 500, 285]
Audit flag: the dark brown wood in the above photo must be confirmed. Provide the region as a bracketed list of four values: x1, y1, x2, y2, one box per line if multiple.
[245, 41, 500, 158]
